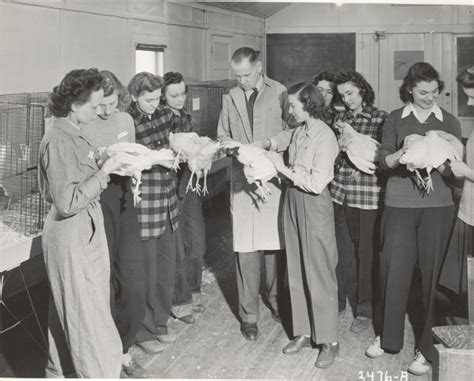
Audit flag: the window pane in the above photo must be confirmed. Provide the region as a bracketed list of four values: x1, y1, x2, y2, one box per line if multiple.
[136, 50, 157, 74]
[157, 51, 164, 76]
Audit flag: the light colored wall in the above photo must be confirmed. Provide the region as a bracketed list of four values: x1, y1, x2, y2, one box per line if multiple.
[0, 0, 265, 93]
[266, 3, 474, 135]
[267, 3, 474, 33]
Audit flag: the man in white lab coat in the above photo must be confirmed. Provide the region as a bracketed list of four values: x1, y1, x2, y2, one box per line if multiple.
[217, 47, 290, 340]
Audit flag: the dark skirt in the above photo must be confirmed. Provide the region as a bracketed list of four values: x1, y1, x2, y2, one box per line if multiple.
[439, 217, 473, 295]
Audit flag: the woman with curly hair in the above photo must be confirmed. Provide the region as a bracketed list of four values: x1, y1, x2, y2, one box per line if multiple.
[365, 62, 461, 376]
[329, 70, 388, 331]
[312, 70, 340, 129]
[160, 72, 206, 324]
[265, 82, 340, 369]
[39, 68, 129, 377]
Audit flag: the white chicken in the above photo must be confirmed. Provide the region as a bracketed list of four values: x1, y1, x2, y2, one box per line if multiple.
[335, 121, 381, 175]
[98, 142, 175, 205]
[224, 142, 278, 202]
[399, 130, 461, 193]
[169, 132, 221, 195]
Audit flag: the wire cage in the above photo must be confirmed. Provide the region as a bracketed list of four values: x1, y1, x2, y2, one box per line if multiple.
[186, 80, 237, 138]
[0, 92, 50, 248]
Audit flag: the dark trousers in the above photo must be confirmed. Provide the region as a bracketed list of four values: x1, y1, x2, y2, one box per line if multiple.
[136, 217, 178, 342]
[100, 176, 145, 353]
[173, 192, 206, 313]
[334, 202, 381, 318]
[377, 206, 454, 362]
[236, 250, 280, 324]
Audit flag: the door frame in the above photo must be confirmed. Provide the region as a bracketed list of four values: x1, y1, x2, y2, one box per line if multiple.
[452, 33, 474, 137]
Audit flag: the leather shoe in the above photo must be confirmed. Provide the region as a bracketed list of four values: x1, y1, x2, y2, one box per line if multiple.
[193, 304, 206, 313]
[121, 359, 149, 378]
[350, 316, 371, 333]
[136, 340, 165, 354]
[156, 332, 177, 343]
[178, 314, 196, 324]
[240, 323, 258, 340]
[282, 335, 312, 355]
[314, 342, 339, 368]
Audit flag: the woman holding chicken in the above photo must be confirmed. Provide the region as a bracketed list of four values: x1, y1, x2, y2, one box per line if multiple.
[39, 68, 127, 377]
[329, 71, 388, 328]
[126, 72, 181, 352]
[266, 82, 340, 369]
[366, 62, 461, 376]
[160, 71, 207, 324]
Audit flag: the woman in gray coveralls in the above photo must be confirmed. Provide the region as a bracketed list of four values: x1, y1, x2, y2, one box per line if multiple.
[39, 68, 130, 378]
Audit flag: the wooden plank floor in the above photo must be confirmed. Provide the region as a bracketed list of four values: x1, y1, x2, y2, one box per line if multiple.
[1, 193, 433, 379]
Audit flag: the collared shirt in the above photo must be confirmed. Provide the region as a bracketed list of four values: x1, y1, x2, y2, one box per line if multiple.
[379, 105, 462, 208]
[329, 105, 388, 210]
[401, 102, 443, 123]
[38, 117, 109, 218]
[169, 108, 193, 133]
[288, 119, 339, 194]
[127, 102, 179, 241]
[244, 75, 264, 101]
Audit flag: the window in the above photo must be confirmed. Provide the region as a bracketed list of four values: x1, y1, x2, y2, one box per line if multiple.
[135, 44, 166, 76]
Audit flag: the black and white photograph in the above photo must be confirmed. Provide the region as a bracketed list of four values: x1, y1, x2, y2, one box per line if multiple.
[0, 0, 473, 379]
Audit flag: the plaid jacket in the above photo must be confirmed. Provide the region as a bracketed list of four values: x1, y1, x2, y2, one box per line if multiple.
[127, 102, 179, 240]
[329, 105, 388, 210]
[170, 108, 193, 133]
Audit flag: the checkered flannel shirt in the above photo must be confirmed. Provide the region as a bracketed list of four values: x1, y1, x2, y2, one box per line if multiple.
[170, 108, 193, 133]
[329, 105, 388, 210]
[127, 102, 179, 241]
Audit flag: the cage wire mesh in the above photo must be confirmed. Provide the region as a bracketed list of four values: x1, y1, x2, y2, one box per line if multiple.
[186, 80, 237, 138]
[0, 92, 50, 248]
[0, 82, 236, 247]
[185, 80, 237, 198]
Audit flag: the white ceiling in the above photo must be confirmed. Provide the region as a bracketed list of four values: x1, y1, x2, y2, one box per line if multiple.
[196, 1, 293, 18]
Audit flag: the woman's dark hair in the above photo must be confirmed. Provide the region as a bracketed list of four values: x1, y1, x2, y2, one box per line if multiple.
[399, 62, 445, 103]
[457, 66, 474, 89]
[312, 71, 335, 87]
[312, 70, 341, 106]
[49, 68, 104, 117]
[100, 70, 131, 111]
[160, 71, 188, 105]
[127, 71, 164, 98]
[287, 82, 328, 120]
[334, 70, 375, 106]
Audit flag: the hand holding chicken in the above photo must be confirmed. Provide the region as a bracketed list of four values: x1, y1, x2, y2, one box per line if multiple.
[223, 141, 278, 201]
[399, 130, 461, 193]
[449, 160, 471, 179]
[169, 132, 221, 195]
[98, 142, 176, 205]
[335, 120, 381, 175]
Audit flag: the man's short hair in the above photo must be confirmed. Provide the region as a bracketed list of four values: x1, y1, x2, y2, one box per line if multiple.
[231, 47, 261, 64]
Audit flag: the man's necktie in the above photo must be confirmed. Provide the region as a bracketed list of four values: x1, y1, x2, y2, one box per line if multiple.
[246, 88, 258, 132]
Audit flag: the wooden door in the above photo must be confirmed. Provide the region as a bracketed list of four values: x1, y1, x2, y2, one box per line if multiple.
[358, 32, 454, 114]
[210, 34, 232, 80]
